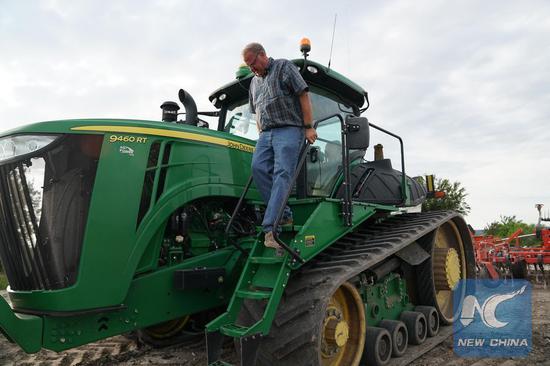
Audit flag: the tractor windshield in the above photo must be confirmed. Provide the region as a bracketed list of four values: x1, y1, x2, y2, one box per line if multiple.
[225, 101, 258, 140]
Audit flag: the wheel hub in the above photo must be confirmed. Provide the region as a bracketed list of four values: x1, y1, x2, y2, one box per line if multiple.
[322, 307, 349, 356]
[324, 317, 350, 348]
[433, 247, 461, 290]
[396, 330, 404, 345]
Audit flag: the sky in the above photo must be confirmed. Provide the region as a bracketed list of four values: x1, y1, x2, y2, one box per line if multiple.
[0, 0, 549, 229]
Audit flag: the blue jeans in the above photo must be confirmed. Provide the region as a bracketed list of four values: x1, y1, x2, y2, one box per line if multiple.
[252, 126, 305, 233]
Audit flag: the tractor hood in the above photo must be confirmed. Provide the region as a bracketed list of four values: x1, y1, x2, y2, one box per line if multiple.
[0, 119, 255, 152]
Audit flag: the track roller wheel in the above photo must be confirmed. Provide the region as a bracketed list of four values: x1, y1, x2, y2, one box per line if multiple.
[400, 311, 427, 345]
[414, 306, 439, 337]
[361, 327, 392, 366]
[378, 319, 408, 357]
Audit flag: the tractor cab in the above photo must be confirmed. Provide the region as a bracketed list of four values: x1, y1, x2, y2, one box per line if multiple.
[210, 58, 426, 208]
[214, 61, 361, 197]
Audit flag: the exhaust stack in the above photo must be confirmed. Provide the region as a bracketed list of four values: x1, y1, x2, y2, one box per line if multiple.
[160, 89, 199, 125]
[178, 89, 198, 126]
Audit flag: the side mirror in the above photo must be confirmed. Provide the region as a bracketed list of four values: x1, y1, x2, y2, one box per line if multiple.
[345, 116, 369, 150]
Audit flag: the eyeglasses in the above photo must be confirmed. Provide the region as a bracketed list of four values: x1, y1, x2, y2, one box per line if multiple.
[246, 53, 260, 68]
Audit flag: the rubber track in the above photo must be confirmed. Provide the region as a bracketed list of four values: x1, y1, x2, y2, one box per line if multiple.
[302, 210, 459, 275]
[239, 210, 462, 365]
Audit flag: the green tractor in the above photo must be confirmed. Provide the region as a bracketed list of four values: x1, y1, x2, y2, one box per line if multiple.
[0, 45, 474, 366]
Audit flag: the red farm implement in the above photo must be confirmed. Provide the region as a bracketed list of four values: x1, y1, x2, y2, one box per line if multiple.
[472, 204, 550, 286]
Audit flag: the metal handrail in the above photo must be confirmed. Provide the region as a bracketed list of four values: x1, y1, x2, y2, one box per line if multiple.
[368, 122, 408, 205]
[338, 114, 353, 226]
[224, 175, 253, 255]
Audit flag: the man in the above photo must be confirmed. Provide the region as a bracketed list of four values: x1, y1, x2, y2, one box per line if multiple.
[242, 42, 318, 252]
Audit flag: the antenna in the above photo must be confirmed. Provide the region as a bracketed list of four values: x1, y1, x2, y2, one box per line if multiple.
[328, 13, 337, 70]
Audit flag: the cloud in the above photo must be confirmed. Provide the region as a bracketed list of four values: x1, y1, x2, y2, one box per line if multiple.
[0, 0, 549, 227]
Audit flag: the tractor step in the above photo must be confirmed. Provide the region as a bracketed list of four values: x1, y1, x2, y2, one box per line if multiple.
[206, 330, 264, 365]
[220, 323, 249, 337]
[248, 256, 284, 264]
[236, 289, 272, 299]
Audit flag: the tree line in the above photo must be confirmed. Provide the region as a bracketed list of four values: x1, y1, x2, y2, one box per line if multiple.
[421, 176, 541, 246]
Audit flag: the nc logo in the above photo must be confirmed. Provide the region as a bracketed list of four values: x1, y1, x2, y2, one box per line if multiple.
[459, 285, 527, 328]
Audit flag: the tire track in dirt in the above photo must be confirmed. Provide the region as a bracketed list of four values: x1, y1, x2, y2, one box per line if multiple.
[2, 289, 549, 365]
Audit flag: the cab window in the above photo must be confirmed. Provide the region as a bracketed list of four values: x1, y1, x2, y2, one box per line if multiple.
[307, 92, 356, 196]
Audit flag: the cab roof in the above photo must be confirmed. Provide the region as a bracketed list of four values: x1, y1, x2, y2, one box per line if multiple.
[208, 59, 366, 109]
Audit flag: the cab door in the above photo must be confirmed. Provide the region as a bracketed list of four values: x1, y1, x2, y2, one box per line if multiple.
[305, 90, 361, 197]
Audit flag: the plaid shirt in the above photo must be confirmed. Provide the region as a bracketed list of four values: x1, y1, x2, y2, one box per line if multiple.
[249, 58, 309, 131]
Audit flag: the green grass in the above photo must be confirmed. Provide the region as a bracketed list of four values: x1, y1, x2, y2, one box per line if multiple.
[0, 272, 8, 290]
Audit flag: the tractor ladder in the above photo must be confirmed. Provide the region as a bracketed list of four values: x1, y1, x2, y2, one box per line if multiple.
[205, 143, 310, 366]
[205, 232, 294, 365]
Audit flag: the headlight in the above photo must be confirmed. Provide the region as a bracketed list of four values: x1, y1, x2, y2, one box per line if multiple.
[0, 135, 60, 162]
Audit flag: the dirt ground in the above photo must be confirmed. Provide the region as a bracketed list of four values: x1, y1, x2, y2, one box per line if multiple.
[408, 287, 550, 366]
[1, 288, 549, 366]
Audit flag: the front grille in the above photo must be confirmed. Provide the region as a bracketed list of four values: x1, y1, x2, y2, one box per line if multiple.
[0, 134, 102, 291]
